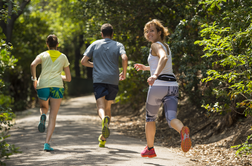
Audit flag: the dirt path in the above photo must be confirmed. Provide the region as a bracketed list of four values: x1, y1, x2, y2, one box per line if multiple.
[4, 95, 196, 166]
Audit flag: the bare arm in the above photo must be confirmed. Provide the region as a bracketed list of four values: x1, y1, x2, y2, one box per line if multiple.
[147, 43, 168, 86]
[134, 64, 150, 71]
[81, 55, 93, 68]
[119, 54, 128, 81]
[151, 43, 168, 76]
[61, 66, 71, 82]
[30, 56, 42, 89]
[30, 56, 42, 79]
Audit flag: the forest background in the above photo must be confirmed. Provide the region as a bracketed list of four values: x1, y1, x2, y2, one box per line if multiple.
[0, 0, 252, 165]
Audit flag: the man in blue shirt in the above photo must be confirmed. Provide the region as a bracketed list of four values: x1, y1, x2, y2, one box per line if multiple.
[81, 23, 128, 147]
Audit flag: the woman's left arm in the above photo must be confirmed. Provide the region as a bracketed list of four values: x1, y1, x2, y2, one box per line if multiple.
[147, 43, 168, 86]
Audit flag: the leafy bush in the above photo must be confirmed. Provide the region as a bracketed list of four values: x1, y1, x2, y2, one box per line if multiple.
[170, 17, 208, 106]
[231, 132, 252, 156]
[0, 40, 21, 165]
[194, 0, 252, 114]
[0, 105, 21, 165]
[194, 0, 252, 156]
[116, 46, 150, 110]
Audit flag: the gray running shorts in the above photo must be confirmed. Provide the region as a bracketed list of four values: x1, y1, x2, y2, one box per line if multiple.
[146, 86, 179, 127]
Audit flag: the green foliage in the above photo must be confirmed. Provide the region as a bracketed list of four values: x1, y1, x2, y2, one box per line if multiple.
[0, 40, 17, 107]
[0, 40, 17, 76]
[0, 105, 21, 165]
[195, 0, 252, 156]
[231, 132, 252, 156]
[195, 0, 252, 116]
[0, 0, 19, 22]
[170, 17, 208, 105]
[116, 47, 150, 109]
[9, 8, 51, 111]
[0, 40, 20, 165]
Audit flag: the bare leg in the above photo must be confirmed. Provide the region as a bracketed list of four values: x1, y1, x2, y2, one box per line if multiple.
[171, 119, 191, 152]
[104, 100, 113, 120]
[38, 98, 49, 115]
[96, 97, 113, 141]
[146, 121, 156, 148]
[170, 119, 184, 133]
[96, 96, 106, 120]
[45, 98, 62, 143]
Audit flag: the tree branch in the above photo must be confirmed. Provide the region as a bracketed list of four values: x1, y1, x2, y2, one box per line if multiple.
[12, 0, 31, 21]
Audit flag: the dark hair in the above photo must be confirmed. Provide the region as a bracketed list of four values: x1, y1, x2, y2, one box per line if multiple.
[46, 34, 58, 49]
[101, 23, 113, 37]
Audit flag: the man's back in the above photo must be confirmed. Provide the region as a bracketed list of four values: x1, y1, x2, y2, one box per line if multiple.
[84, 38, 126, 85]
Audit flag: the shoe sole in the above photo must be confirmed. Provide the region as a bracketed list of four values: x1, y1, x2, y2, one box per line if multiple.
[141, 146, 157, 158]
[38, 114, 46, 133]
[102, 116, 110, 138]
[141, 154, 157, 158]
[98, 134, 106, 147]
[99, 143, 105, 148]
[44, 149, 53, 152]
[181, 126, 192, 152]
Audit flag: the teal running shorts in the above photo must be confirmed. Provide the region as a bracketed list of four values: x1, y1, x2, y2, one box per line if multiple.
[37, 87, 64, 101]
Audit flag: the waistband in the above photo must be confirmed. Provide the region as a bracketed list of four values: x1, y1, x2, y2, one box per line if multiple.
[157, 74, 176, 82]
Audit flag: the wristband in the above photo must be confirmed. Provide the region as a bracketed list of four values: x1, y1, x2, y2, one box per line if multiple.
[152, 74, 158, 79]
[31, 76, 37, 81]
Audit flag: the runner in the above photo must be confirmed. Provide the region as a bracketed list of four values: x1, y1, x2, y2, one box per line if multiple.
[30, 34, 71, 151]
[81, 23, 128, 147]
[134, 19, 191, 157]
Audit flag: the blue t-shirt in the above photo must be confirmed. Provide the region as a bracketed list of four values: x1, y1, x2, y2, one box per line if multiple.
[83, 38, 126, 85]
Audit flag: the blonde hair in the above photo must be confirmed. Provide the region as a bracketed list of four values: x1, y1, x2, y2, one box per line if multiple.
[144, 19, 169, 41]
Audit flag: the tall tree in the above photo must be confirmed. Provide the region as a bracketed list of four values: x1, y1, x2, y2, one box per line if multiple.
[0, 0, 31, 43]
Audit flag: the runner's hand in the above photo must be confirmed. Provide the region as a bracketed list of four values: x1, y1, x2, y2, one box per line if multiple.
[147, 75, 157, 86]
[134, 64, 145, 71]
[119, 72, 126, 81]
[33, 80, 37, 90]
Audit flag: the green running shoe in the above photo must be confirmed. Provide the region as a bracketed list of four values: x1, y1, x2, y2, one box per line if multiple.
[38, 114, 46, 133]
[102, 116, 110, 138]
[44, 143, 54, 151]
[98, 134, 106, 148]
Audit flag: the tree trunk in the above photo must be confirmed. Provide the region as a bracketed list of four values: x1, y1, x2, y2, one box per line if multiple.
[0, 0, 31, 43]
[85, 43, 93, 79]
[74, 34, 84, 77]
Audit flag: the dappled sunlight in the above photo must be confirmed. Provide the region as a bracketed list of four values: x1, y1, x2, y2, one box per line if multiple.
[4, 95, 194, 166]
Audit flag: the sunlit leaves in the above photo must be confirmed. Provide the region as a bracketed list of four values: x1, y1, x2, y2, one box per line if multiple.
[199, 0, 227, 12]
[231, 133, 252, 156]
[0, 39, 19, 165]
[196, 0, 252, 120]
[0, 40, 18, 84]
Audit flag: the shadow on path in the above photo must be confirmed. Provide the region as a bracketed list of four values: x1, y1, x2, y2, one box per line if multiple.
[4, 95, 195, 166]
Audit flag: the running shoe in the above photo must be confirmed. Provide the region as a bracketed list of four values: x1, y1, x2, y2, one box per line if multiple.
[141, 146, 157, 158]
[98, 134, 106, 148]
[38, 114, 46, 133]
[180, 126, 192, 152]
[102, 116, 110, 138]
[44, 143, 54, 151]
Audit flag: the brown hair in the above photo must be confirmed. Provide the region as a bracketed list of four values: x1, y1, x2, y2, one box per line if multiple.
[101, 23, 113, 37]
[46, 34, 58, 49]
[144, 19, 169, 41]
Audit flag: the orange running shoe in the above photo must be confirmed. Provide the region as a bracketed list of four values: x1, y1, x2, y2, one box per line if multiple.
[141, 146, 157, 158]
[180, 126, 192, 152]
